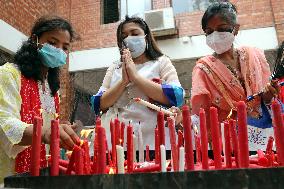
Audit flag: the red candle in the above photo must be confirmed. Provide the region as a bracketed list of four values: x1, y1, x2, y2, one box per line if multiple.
[74, 145, 84, 175]
[229, 119, 239, 168]
[66, 147, 76, 175]
[50, 119, 60, 176]
[157, 111, 165, 145]
[97, 127, 107, 174]
[224, 122, 232, 168]
[120, 122, 125, 147]
[154, 128, 160, 165]
[93, 133, 98, 173]
[182, 105, 194, 170]
[168, 117, 179, 171]
[209, 107, 222, 169]
[194, 133, 201, 163]
[30, 116, 43, 176]
[110, 119, 116, 167]
[58, 159, 69, 168]
[127, 124, 134, 173]
[272, 100, 284, 165]
[265, 136, 274, 167]
[133, 164, 160, 173]
[257, 149, 269, 167]
[96, 116, 102, 127]
[177, 130, 184, 149]
[92, 117, 101, 174]
[199, 108, 209, 169]
[82, 140, 91, 174]
[146, 145, 150, 162]
[114, 117, 121, 146]
[237, 101, 249, 168]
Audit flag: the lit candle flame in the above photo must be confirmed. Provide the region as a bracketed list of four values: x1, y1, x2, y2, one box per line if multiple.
[54, 113, 59, 119]
[39, 108, 43, 115]
[119, 139, 123, 146]
[227, 109, 233, 119]
[109, 167, 115, 174]
[80, 140, 84, 146]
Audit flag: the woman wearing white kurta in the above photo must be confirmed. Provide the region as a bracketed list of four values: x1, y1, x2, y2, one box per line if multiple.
[91, 16, 184, 150]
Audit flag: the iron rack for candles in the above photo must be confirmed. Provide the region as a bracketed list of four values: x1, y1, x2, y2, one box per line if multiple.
[4, 167, 284, 189]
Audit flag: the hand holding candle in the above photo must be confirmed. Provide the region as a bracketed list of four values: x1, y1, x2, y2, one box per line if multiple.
[42, 122, 80, 151]
[133, 98, 175, 116]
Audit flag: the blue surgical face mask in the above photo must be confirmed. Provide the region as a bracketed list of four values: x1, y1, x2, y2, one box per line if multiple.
[124, 35, 146, 58]
[38, 43, 67, 68]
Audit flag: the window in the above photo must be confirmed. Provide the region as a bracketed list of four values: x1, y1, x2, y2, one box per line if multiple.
[102, 0, 119, 24]
[172, 0, 216, 15]
[102, 0, 152, 24]
[120, 0, 152, 19]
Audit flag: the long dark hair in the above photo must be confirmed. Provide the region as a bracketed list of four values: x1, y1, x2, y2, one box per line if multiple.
[116, 16, 163, 60]
[14, 15, 77, 96]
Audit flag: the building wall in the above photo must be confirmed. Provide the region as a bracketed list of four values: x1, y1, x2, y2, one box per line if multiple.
[0, 0, 56, 35]
[59, 0, 281, 52]
[270, 0, 284, 42]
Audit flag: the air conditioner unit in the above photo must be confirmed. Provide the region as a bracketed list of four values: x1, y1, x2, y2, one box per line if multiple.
[144, 7, 177, 37]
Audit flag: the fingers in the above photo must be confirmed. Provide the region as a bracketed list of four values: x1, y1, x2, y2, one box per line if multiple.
[122, 49, 132, 64]
[60, 120, 71, 125]
[63, 124, 80, 144]
[60, 140, 72, 151]
[59, 125, 80, 150]
[265, 83, 278, 97]
[59, 131, 74, 150]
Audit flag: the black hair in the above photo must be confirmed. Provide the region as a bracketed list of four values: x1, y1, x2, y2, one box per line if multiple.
[14, 15, 77, 96]
[116, 16, 163, 60]
[202, 1, 238, 32]
[272, 41, 284, 80]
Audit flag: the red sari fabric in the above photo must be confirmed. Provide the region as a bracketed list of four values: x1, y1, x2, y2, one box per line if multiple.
[15, 75, 59, 173]
[280, 78, 284, 103]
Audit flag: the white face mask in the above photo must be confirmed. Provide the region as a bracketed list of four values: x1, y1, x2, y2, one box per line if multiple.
[124, 35, 146, 58]
[206, 31, 235, 54]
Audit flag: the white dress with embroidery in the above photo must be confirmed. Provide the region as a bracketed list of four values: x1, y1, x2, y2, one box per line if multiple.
[95, 56, 183, 150]
[0, 63, 57, 183]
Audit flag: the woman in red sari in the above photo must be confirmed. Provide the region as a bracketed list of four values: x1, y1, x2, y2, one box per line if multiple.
[191, 2, 279, 150]
[0, 16, 79, 182]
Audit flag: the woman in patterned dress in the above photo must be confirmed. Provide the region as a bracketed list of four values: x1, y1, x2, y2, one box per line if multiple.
[191, 2, 280, 150]
[0, 16, 79, 183]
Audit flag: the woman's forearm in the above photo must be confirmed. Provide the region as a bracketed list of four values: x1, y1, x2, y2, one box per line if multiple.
[133, 75, 170, 105]
[100, 80, 128, 111]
